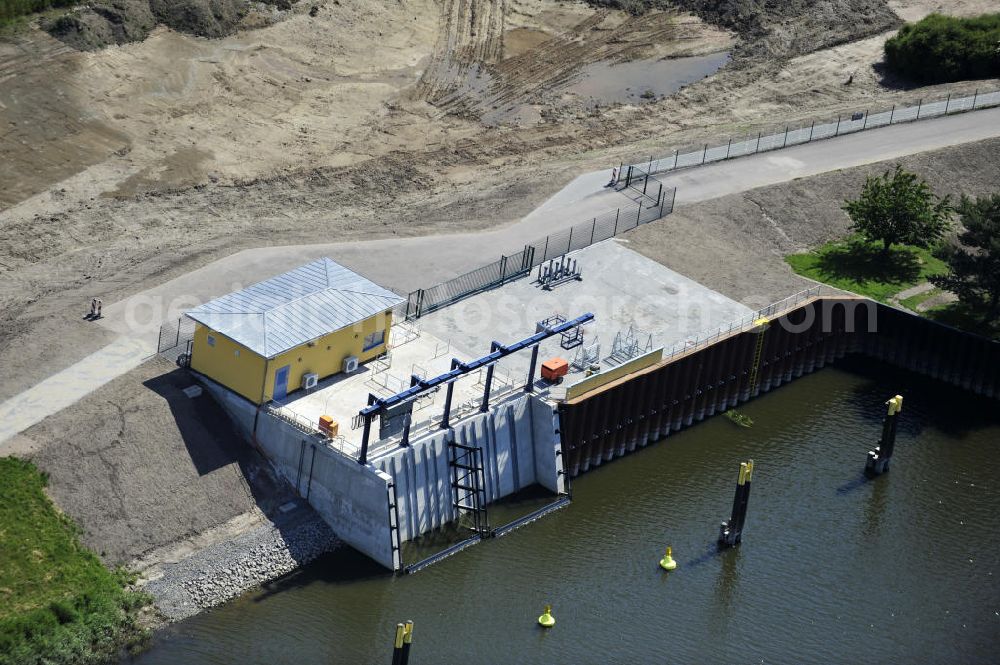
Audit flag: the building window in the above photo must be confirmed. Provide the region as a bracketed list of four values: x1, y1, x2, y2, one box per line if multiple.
[234, 349, 240, 357]
[363, 329, 385, 351]
[207, 335, 216, 347]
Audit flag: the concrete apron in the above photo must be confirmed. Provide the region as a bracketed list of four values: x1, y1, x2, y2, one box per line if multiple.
[201, 376, 565, 571]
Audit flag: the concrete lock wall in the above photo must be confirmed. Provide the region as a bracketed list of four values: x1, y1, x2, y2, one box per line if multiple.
[198, 376, 397, 570]
[200, 372, 564, 568]
[254, 414, 397, 569]
[376, 393, 563, 542]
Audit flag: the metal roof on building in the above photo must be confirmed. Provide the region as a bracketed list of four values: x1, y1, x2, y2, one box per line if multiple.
[186, 258, 404, 358]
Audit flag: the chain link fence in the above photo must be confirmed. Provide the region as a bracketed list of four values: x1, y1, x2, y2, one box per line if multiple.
[157, 316, 195, 365]
[627, 87, 1000, 176]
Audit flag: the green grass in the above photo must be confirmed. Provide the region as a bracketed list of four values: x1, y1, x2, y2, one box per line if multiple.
[785, 236, 947, 303]
[0, 457, 150, 665]
[918, 301, 1000, 340]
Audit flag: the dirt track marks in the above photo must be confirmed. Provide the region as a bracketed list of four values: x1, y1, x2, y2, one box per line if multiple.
[419, 9, 716, 121]
[414, 0, 507, 109]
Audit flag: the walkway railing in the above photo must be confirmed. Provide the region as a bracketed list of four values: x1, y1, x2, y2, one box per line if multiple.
[661, 285, 840, 362]
[262, 402, 355, 459]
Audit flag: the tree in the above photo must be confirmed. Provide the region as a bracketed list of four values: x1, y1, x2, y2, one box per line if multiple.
[884, 13, 1000, 84]
[842, 164, 952, 255]
[931, 194, 1000, 321]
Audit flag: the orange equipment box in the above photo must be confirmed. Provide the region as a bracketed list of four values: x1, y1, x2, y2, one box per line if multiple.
[541, 357, 569, 382]
[318, 415, 339, 437]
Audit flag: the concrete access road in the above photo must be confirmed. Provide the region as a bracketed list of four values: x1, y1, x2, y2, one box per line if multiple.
[101, 104, 1000, 339]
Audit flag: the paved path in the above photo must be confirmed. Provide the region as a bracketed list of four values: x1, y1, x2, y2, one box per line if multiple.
[2, 105, 999, 446]
[101, 106, 1000, 344]
[660, 106, 1000, 206]
[0, 336, 155, 451]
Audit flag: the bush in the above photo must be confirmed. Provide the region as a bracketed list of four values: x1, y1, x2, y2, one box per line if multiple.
[884, 13, 1000, 83]
[0, 0, 76, 24]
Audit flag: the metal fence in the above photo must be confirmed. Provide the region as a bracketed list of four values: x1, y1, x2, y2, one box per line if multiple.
[157, 316, 196, 364]
[403, 184, 676, 319]
[405, 246, 535, 319]
[525, 192, 674, 268]
[626, 87, 1000, 177]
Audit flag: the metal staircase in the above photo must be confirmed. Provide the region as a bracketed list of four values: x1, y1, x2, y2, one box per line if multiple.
[449, 441, 490, 537]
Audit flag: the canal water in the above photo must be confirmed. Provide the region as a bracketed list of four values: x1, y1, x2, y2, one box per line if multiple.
[131, 359, 1000, 664]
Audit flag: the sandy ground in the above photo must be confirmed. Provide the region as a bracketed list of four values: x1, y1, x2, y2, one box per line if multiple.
[626, 137, 1000, 306]
[1, 0, 999, 584]
[2, 1, 998, 405]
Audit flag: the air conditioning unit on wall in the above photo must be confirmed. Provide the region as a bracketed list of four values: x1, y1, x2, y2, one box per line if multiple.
[342, 356, 359, 373]
[302, 373, 319, 390]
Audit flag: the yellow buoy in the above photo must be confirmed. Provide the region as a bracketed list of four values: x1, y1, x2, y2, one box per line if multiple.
[659, 546, 677, 571]
[538, 604, 555, 628]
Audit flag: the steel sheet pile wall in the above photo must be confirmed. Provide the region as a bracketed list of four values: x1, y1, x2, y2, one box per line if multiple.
[558, 298, 998, 477]
[862, 304, 999, 397]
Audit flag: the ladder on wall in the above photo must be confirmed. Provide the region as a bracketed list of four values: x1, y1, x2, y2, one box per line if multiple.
[747, 317, 770, 393]
[449, 442, 490, 537]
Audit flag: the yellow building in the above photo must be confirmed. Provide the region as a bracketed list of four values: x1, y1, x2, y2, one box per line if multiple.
[186, 258, 404, 404]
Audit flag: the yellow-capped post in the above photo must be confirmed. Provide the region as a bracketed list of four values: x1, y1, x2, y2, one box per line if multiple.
[538, 604, 555, 628]
[719, 460, 755, 548]
[865, 394, 904, 477]
[391, 623, 406, 665]
[399, 621, 414, 665]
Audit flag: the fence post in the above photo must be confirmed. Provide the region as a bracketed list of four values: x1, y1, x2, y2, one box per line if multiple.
[862, 109, 869, 129]
[613, 208, 620, 235]
[835, 115, 842, 135]
[755, 132, 761, 153]
[643, 172, 649, 195]
[669, 187, 676, 213]
[889, 104, 895, 123]
[726, 137, 732, 158]
[542, 235, 549, 262]
[701, 144, 707, 164]
[916, 98, 923, 118]
[672, 149, 678, 169]
[590, 218, 596, 245]
[648, 155, 653, 172]
[972, 88, 979, 109]
[499, 254, 508, 283]
[944, 93, 951, 114]
[175, 318, 181, 348]
[567, 226, 573, 253]
[656, 182, 663, 206]
[782, 126, 788, 148]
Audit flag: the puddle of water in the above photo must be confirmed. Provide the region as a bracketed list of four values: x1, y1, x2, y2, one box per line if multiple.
[565, 52, 730, 105]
